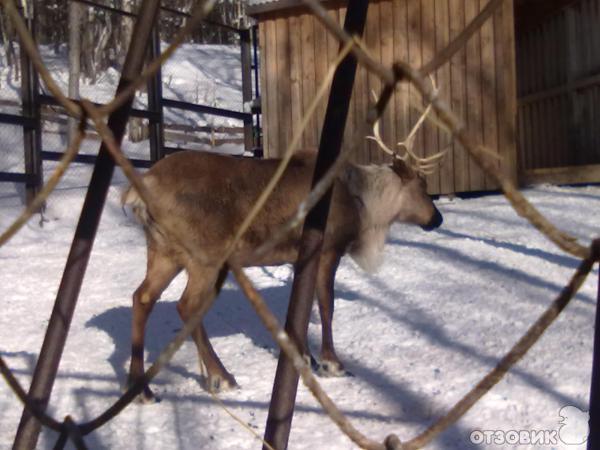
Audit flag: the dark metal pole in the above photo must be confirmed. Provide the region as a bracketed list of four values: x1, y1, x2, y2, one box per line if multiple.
[251, 25, 260, 101]
[240, 28, 254, 152]
[19, 3, 42, 206]
[251, 24, 262, 155]
[588, 269, 600, 449]
[148, 22, 165, 162]
[13, 2, 161, 448]
[262, 1, 369, 448]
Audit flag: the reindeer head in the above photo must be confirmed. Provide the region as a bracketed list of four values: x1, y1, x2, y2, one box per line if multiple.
[366, 78, 445, 231]
[392, 159, 443, 230]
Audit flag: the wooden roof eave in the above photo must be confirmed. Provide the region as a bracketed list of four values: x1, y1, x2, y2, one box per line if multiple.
[515, 0, 580, 33]
[247, 0, 352, 18]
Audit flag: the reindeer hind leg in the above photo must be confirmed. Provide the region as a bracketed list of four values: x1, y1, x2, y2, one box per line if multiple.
[128, 247, 181, 402]
[177, 264, 237, 393]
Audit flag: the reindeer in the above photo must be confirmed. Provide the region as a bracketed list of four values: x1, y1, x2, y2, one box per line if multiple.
[122, 97, 445, 400]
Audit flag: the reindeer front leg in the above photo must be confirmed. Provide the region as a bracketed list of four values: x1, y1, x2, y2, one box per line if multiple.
[315, 251, 346, 377]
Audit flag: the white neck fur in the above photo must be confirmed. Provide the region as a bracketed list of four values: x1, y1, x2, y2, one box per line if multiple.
[340, 164, 401, 272]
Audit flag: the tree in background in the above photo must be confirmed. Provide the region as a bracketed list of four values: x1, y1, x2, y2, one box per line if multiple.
[0, 0, 249, 81]
[67, 1, 82, 143]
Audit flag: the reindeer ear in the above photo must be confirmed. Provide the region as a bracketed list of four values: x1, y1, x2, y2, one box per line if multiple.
[391, 158, 416, 181]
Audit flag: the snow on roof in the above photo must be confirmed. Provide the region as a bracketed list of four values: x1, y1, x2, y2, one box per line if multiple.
[247, 0, 328, 16]
[247, 0, 279, 5]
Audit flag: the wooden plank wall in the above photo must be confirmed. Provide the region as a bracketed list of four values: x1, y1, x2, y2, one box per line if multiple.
[257, 0, 517, 195]
[517, 0, 600, 174]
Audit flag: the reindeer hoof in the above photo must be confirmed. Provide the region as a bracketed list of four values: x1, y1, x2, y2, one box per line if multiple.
[124, 381, 160, 404]
[204, 373, 239, 393]
[317, 360, 349, 378]
[137, 388, 160, 404]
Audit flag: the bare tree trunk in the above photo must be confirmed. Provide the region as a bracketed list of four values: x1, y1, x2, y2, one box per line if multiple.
[68, 1, 82, 143]
[0, 9, 19, 81]
[93, 20, 111, 75]
[121, 0, 135, 45]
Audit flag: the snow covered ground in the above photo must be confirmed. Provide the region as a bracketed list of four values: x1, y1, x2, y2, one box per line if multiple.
[0, 180, 597, 449]
[0, 43, 598, 450]
[0, 42, 244, 124]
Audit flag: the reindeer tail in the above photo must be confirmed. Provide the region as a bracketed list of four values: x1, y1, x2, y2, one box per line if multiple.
[122, 183, 152, 229]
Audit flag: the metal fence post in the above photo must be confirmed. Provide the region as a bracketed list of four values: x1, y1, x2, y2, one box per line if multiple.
[148, 21, 165, 162]
[19, 3, 42, 206]
[251, 24, 262, 156]
[12, 2, 161, 448]
[588, 269, 600, 449]
[262, 1, 369, 448]
[240, 27, 254, 153]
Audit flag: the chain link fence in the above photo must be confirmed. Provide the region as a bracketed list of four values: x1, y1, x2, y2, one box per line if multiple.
[0, 0, 598, 449]
[0, 0, 255, 219]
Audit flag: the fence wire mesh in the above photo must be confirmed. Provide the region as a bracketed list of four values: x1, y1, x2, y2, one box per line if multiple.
[0, 0, 598, 449]
[0, 38, 25, 201]
[0, 122, 24, 172]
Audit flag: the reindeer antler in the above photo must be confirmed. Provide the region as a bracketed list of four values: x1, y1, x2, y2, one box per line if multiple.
[367, 75, 447, 176]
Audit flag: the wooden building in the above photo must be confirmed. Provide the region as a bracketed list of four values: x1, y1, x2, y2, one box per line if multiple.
[248, 0, 600, 194]
[248, 0, 518, 195]
[516, 0, 600, 185]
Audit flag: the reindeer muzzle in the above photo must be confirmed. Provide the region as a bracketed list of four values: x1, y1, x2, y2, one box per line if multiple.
[421, 207, 443, 231]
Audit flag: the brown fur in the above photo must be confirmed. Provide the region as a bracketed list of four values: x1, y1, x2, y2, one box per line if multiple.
[123, 150, 442, 397]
